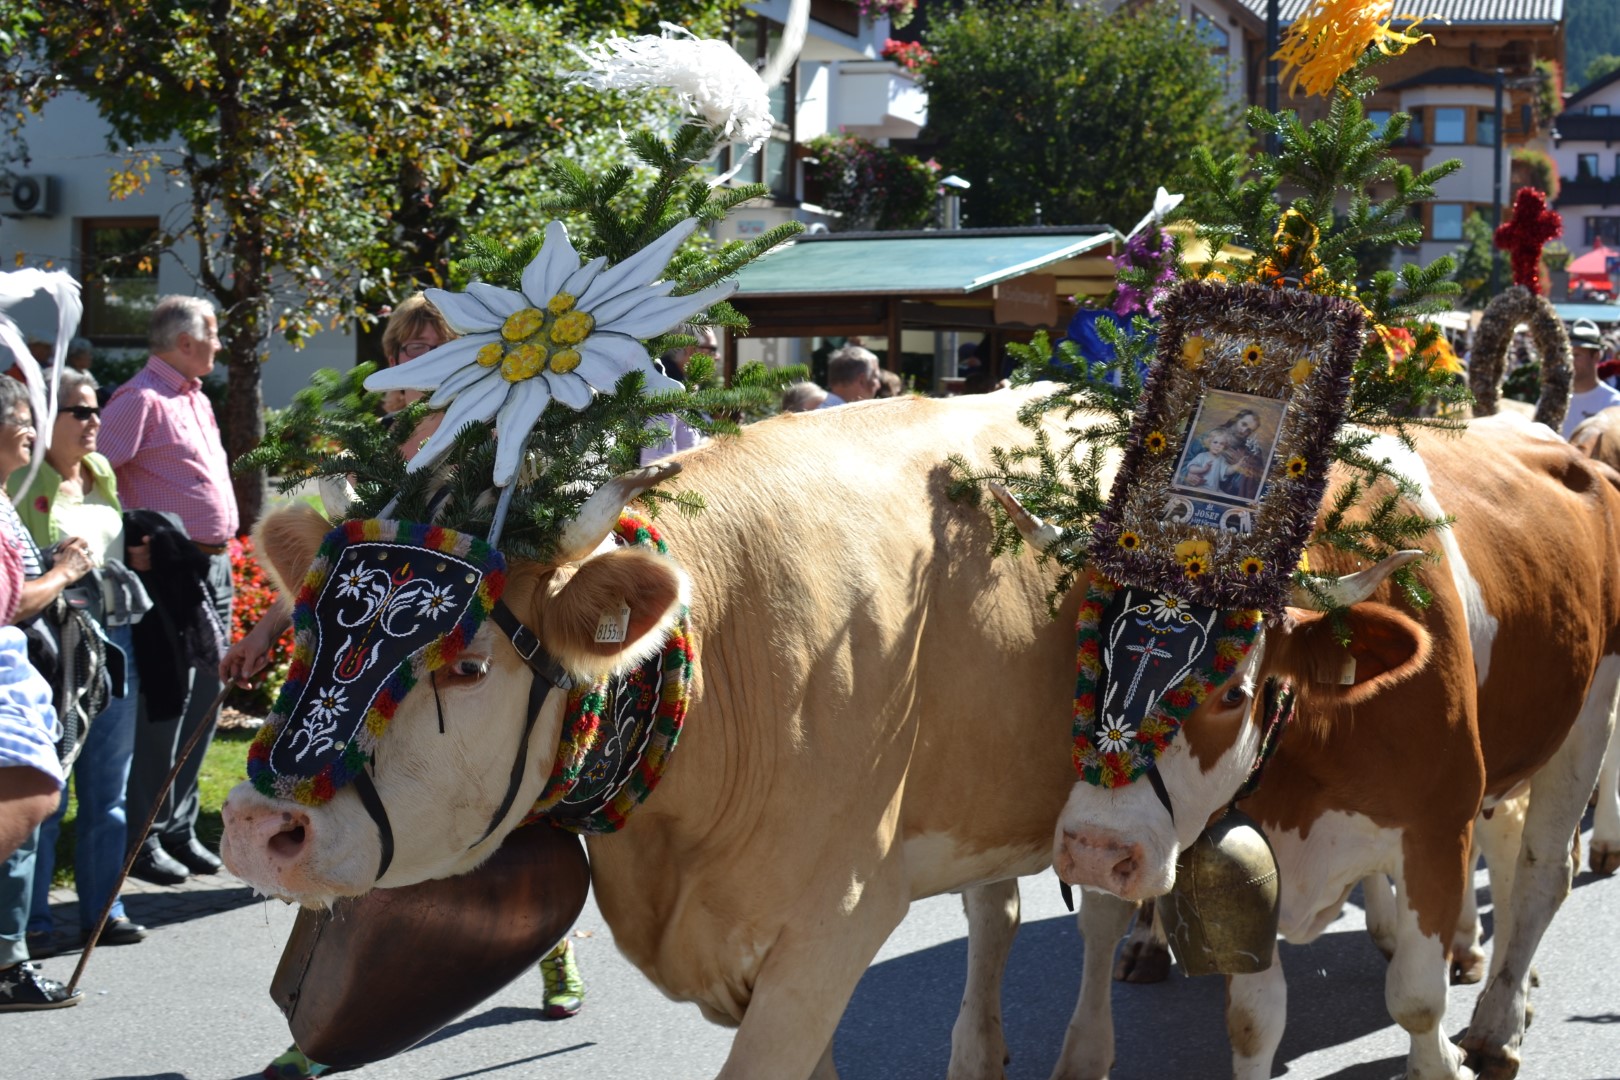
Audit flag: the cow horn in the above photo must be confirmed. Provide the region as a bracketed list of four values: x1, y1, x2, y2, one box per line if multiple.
[987, 482, 1067, 554]
[1289, 549, 1425, 610]
[551, 461, 683, 564]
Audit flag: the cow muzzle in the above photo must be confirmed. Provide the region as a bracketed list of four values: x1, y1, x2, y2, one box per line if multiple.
[1053, 824, 1177, 901]
[221, 782, 375, 904]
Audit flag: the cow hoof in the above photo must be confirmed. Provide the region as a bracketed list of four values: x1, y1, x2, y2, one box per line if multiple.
[1113, 940, 1171, 984]
[1589, 843, 1620, 876]
[1450, 946, 1487, 985]
[1460, 1037, 1522, 1080]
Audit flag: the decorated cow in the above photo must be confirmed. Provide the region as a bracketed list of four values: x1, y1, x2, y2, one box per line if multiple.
[987, 281, 1620, 1080]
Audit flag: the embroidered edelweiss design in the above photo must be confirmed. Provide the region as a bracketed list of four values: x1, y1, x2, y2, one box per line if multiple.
[336, 566, 369, 599]
[416, 583, 456, 618]
[1242, 342, 1265, 365]
[1144, 431, 1168, 453]
[1149, 595, 1192, 623]
[365, 217, 736, 487]
[1095, 718, 1136, 754]
[308, 686, 348, 723]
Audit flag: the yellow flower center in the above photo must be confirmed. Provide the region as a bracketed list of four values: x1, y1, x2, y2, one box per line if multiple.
[550, 348, 581, 373]
[550, 310, 595, 347]
[502, 307, 545, 342]
[501, 343, 545, 382]
[547, 292, 577, 316]
[475, 342, 504, 368]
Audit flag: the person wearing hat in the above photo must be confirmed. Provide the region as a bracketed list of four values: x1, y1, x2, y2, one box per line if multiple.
[1562, 319, 1620, 439]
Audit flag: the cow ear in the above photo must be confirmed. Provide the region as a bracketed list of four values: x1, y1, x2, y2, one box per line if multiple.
[1268, 602, 1432, 708]
[539, 546, 688, 679]
[254, 502, 332, 595]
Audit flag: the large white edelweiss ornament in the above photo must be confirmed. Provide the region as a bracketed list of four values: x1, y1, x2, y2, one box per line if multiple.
[364, 217, 733, 487]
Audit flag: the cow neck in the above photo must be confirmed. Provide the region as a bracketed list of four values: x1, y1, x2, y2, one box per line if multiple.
[519, 510, 695, 836]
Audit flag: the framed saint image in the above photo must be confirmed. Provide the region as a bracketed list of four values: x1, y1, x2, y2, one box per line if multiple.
[1168, 389, 1286, 509]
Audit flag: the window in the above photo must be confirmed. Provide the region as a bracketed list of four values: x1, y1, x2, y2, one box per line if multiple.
[1430, 203, 1465, 241]
[1431, 107, 1466, 144]
[1586, 216, 1620, 248]
[1579, 153, 1602, 180]
[1593, 104, 1613, 116]
[1366, 108, 1392, 129]
[1191, 7, 1230, 53]
[1407, 109, 1424, 145]
[77, 218, 160, 343]
[1476, 109, 1497, 146]
[718, 14, 796, 200]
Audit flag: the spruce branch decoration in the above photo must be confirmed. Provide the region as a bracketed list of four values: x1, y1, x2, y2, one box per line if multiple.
[955, 57, 1466, 621]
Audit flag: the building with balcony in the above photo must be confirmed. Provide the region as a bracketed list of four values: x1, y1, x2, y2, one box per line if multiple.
[0, 3, 923, 404]
[1552, 66, 1620, 260]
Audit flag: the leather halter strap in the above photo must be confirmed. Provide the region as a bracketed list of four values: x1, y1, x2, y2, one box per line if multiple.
[349, 599, 573, 883]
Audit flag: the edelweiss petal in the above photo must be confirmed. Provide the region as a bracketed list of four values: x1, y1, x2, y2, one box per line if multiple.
[602, 280, 737, 340]
[578, 218, 699, 311]
[493, 379, 552, 487]
[366, 336, 488, 392]
[522, 222, 581, 308]
[422, 287, 509, 335]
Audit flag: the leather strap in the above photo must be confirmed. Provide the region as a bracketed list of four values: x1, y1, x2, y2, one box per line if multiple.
[352, 769, 395, 882]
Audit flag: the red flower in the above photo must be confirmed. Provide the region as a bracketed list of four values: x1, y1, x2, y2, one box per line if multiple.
[32, 495, 46, 512]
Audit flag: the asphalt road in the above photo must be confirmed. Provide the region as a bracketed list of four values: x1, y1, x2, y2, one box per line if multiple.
[9, 821, 1620, 1080]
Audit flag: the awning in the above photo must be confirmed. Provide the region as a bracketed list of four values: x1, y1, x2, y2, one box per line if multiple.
[1554, 302, 1620, 324]
[732, 227, 1119, 298]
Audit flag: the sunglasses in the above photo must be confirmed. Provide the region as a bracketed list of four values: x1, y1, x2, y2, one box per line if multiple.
[63, 405, 100, 421]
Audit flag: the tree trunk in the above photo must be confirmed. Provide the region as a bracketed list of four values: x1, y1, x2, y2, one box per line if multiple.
[224, 326, 267, 534]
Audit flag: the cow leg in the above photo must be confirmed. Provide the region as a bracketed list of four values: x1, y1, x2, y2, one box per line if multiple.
[1473, 797, 1525, 984]
[1227, 944, 1286, 1080]
[1049, 888, 1137, 1080]
[1590, 699, 1620, 875]
[1112, 898, 1170, 984]
[716, 880, 907, 1080]
[1462, 655, 1620, 1080]
[948, 879, 1020, 1080]
[1450, 842, 1487, 986]
[1362, 872, 1397, 959]
[1385, 867, 1473, 1080]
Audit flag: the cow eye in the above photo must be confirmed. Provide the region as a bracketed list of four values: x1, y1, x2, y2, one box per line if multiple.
[1221, 685, 1248, 707]
[445, 656, 491, 682]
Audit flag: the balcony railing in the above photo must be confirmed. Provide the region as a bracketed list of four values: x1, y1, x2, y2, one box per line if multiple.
[1556, 177, 1620, 208]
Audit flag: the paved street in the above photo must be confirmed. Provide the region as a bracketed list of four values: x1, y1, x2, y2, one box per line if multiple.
[9, 819, 1620, 1080]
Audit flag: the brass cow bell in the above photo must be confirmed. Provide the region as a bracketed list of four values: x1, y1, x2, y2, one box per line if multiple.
[1158, 807, 1280, 977]
[270, 822, 591, 1068]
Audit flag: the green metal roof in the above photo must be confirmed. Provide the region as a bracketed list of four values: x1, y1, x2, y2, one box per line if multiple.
[1554, 302, 1620, 324]
[731, 227, 1117, 298]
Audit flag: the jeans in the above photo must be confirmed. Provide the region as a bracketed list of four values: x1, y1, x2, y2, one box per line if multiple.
[127, 552, 232, 852]
[30, 623, 138, 937]
[0, 827, 37, 966]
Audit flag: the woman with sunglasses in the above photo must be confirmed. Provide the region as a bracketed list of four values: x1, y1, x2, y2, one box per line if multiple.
[13, 368, 153, 961]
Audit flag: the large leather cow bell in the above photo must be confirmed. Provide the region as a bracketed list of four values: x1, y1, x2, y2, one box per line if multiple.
[270, 822, 591, 1068]
[1158, 807, 1280, 976]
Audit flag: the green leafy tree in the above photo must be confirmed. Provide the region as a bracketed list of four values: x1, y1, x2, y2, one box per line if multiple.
[918, 0, 1244, 228]
[804, 133, 939, 230]
[1452, 210, 1495, 309]
[1584, 52, 1620, 87]
[0, 0, 728, 528]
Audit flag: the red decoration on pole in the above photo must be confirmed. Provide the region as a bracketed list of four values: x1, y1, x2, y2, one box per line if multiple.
[1493, 187, 1563, 295]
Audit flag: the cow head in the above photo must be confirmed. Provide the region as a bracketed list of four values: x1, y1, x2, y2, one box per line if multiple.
[220, 467, 688, 907]
[987, 485, 1432, 902]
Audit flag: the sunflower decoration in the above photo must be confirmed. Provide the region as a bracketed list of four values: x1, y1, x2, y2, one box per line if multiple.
[1242, 342, 1265, 365]
[1241, 556, 1265, 577]
[1118, 530, 1143, 552]
[1183, 554, 1209, 578]
[1144, 430, 1169, 454]
[1182, 335, 1211, 368]
[1275, 0, 1434, 99]
[1290, 358, 1315, 385]
[1285, 455, 1309, 479]
[1175, 539, 1211, 563]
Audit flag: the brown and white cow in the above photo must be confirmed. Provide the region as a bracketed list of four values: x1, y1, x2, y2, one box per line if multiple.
[1044, 417, 1620, 1080]
[221, 388, 1118, 1080]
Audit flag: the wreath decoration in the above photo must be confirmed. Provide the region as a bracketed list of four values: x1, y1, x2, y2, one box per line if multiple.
[1467, 283, 1571, 429]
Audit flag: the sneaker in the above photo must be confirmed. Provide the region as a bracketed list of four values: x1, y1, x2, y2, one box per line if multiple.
[0, 961, 83, 1011]
[538, 939, 584, 1019]
[262, 1045, 328, 1079]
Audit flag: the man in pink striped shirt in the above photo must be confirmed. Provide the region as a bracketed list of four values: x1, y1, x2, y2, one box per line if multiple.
[99, 296, 236, 885]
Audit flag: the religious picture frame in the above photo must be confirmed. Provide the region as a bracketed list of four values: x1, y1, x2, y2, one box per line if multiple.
[1088, 281, 1367, 613]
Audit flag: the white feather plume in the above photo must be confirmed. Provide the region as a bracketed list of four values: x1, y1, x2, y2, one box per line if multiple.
[0, 270, 82, 495]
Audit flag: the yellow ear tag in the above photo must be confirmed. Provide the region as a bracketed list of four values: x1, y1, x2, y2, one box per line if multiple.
[594, 603, 632, 645]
